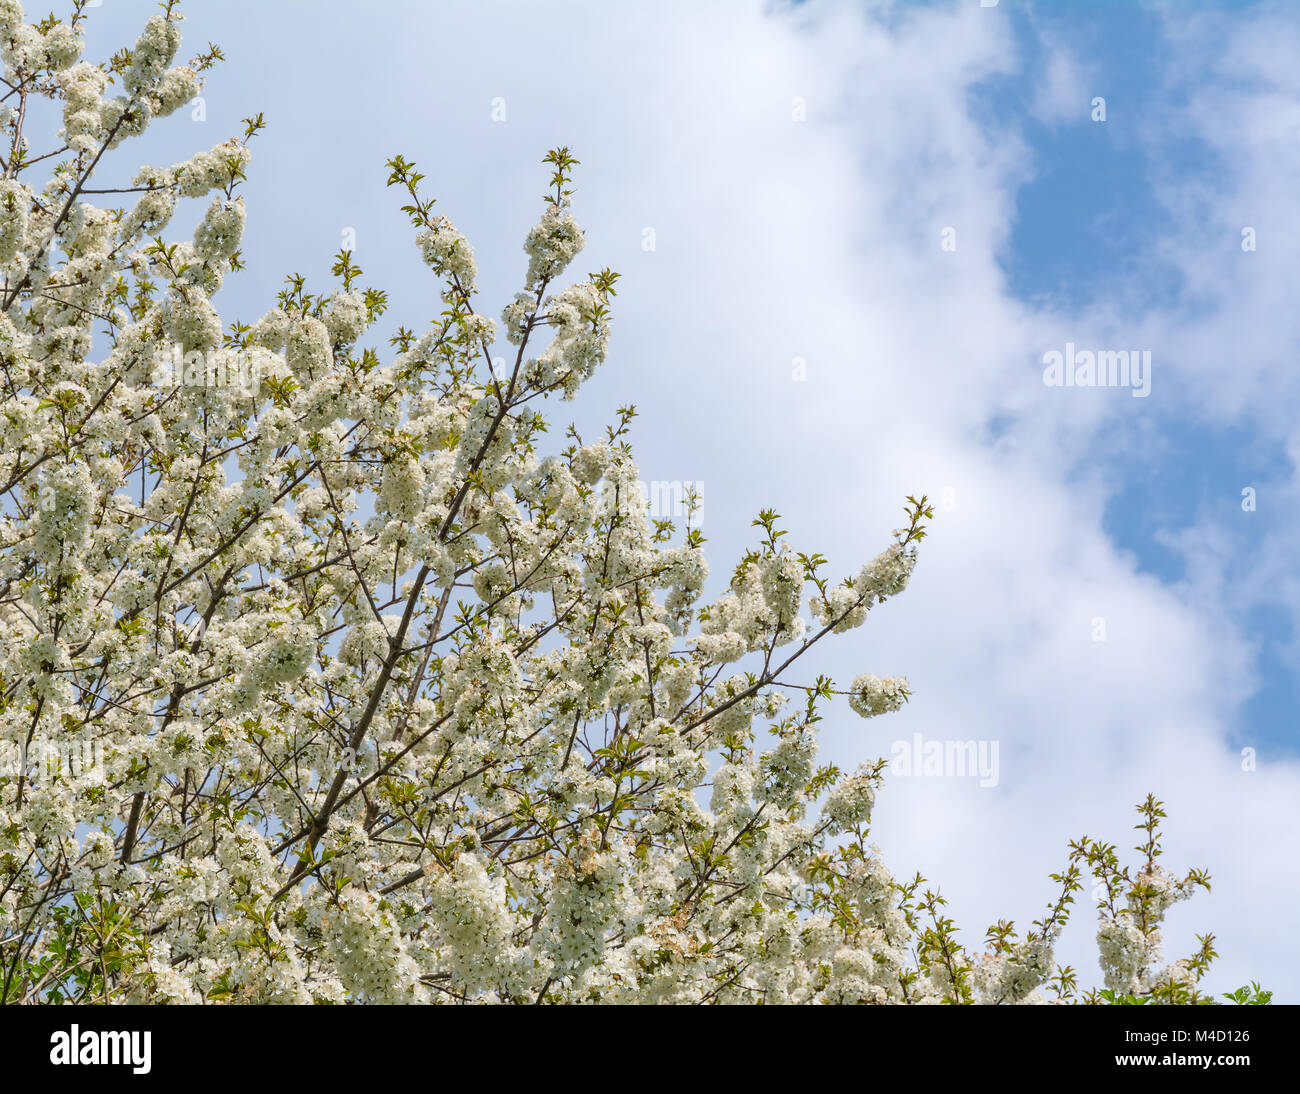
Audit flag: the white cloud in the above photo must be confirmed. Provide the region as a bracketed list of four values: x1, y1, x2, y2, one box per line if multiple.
[1027, 31, 1095, 127]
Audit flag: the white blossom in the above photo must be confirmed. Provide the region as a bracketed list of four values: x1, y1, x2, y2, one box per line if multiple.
[848, 673, 910, 718]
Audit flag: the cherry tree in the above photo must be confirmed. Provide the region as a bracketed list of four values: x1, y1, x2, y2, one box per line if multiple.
[0, 1, 1251, 1005]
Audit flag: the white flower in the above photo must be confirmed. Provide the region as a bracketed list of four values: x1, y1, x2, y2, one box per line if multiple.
[847, 674, 910, 718]
[193, 197, 245, 263]
[163, 292, 222, 351]
[0, 178, 29, 265]
[855, 541, 916, 603]
[324, 290, 368, 346]
[286, 315, 331, 377]
[823, 765, 878, 832]
[417, 215, 476, 289]
[501, 291, 533, 344]
[125, 14, 181, 94]
[380, 455, 425, 520]
[523, 208, 584, 289]
[151, 66, 200, 116]
[40, 22, 82, 71]
[760, 552, 803, 621]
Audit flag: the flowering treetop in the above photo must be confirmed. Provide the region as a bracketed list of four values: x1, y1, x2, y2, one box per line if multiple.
[0, 1, 1244, 1005]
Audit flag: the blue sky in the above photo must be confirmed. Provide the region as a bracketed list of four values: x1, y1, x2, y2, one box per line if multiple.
[77, 0, 1300, 999]
[992, 1, 1300, 750]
